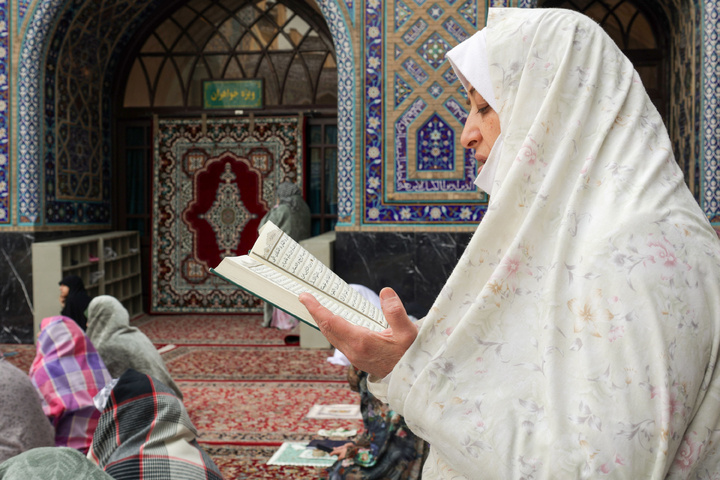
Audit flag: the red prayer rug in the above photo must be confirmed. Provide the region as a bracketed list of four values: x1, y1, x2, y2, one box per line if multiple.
[134, 314, 297, 345]
[0, 343, 35, 372]
[179, 380, 362, 443]
[164, 345, 347, 381]
[151, 116, 304, 314]
[204, 445, 328, 480]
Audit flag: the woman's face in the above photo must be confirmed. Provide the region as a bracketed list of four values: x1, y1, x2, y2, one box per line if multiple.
[59, 285, 70, 298]
[461, 87, 501, 173]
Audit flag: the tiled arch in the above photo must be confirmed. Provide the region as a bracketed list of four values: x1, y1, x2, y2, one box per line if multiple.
[11, 0, 355, 227]
[5, 0, 720, 228]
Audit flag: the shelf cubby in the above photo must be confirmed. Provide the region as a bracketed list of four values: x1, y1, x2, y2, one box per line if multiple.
[32, 231, 143, 338]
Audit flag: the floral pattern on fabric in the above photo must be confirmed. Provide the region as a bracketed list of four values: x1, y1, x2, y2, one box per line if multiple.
[373, 8, 720, 479]
[324, 368, 428, 480]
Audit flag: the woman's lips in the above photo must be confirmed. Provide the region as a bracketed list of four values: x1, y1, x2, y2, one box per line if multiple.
[475, 154, 487, 166]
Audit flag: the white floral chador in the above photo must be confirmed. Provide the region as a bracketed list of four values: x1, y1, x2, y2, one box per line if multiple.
[370, 8, 720, 479]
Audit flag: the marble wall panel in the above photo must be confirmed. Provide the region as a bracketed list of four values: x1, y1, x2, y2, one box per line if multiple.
[0, 230, 105, 343]
[334, 231, 473, 318]
[0, 233, 35, 343]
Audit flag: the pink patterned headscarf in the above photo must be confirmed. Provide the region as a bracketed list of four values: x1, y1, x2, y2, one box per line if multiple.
[29, 316, 112, 454]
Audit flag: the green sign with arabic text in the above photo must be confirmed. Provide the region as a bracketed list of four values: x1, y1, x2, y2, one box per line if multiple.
[203, 79, 263, 109]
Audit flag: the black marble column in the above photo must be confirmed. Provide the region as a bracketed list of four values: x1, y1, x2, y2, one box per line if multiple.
[0, 233, 36, 343]
[0, 230, 106, 344]
[334, 231, 473, 319]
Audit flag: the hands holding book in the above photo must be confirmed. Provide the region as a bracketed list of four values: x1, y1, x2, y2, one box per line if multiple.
[299, 287, 417, 378]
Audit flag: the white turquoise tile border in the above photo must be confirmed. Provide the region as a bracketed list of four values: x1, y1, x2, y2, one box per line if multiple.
[317, 0, 356, 227]
[16, 0, 65, 226]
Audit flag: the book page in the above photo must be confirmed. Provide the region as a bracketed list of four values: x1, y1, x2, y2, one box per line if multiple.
[251, 223, 387, 329]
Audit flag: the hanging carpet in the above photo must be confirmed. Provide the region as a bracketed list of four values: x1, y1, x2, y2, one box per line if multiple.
[151, 116, 303, 313]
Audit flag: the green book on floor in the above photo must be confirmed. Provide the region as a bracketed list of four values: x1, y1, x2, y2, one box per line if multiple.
[266, 442, 337, 467]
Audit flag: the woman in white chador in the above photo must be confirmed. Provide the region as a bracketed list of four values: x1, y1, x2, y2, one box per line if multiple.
[301, 7, 720, 478]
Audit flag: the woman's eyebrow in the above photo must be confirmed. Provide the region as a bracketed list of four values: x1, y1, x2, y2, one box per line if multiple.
[466, 87, 474, 106]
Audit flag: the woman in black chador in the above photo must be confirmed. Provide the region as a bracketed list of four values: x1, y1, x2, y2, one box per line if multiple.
[58, 275, 92, 330]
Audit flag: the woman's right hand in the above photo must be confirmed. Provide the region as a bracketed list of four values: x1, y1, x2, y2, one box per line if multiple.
[299, 288, 418, 378]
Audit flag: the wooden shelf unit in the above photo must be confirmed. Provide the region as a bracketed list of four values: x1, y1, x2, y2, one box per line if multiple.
[32, 231, 143, 337]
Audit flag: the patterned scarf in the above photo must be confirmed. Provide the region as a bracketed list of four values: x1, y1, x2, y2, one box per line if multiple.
[375, 8, 720, 478]
[88, 368, 223, 480]
[29, 315, 111, 453]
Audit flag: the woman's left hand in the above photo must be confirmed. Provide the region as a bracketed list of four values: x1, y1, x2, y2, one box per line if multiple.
[299, 288, 418, 378]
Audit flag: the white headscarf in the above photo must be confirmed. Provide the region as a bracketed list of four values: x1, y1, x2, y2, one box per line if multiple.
[87, 296, 184, 400]
[446, 30, 502, 195]
[372, 8, 720, 478]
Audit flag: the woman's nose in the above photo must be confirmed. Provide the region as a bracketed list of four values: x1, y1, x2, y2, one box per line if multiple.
[460, 121, 481, 150]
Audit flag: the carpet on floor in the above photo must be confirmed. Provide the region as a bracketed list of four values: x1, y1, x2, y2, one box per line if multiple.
[134, 314, 300, 345]
[0, 344, 35, 372]
[206, 445, 328, 480]
[164, 346, 347, 381]
[181, 381, 361, 443]
[2, 314, 358, 480]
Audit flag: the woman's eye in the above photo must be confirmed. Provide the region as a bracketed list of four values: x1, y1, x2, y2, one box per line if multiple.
[477, 105, 490, 114]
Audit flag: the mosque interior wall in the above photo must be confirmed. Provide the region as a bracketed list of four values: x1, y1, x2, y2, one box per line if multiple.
[0, 0, 718, 340]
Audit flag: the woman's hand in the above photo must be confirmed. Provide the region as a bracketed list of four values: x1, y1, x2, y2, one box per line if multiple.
[330, 442, 355, 459]
[299, 288, 418, 378]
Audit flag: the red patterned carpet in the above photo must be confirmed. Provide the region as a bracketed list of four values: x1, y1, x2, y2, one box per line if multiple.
[149, 315, 360, 478]
[132, 314, 299, 345]
[2, 314, 360, 479]
[165, 346, 348, 381]
[0, 343, 35, 371]
[205, 445, 325, 479]
[182, 381, 361, 443]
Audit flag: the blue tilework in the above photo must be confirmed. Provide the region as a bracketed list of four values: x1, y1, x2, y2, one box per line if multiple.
[703, 0, 720, 221]
[316, 0, 356, 225]
[395, 73, 413, 107]
[0, 0, 7, 224]
[417, 113, 456, 171]
[395, 0, 413, 31]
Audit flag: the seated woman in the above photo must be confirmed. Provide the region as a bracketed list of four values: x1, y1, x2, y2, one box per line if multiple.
[86, 295, 183, 400]
[258, 181, 311, 328]
[88, 368, 223, 480]
[323, 366, 428, 480]
[58, 274, 92, 330]
[0, 354, 55, 463]
[29, 316, 112, 454]
[0, 447, 113, 479]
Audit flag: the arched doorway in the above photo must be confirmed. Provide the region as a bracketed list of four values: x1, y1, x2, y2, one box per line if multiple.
[112, 0, 338, 313]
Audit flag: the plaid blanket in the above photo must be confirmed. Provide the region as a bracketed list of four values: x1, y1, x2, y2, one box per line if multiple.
[88, 369, 223, 479]
[29, 316, 111, 453]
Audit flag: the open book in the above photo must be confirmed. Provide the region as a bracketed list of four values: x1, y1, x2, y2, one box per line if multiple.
[210, 221, 388, 332]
